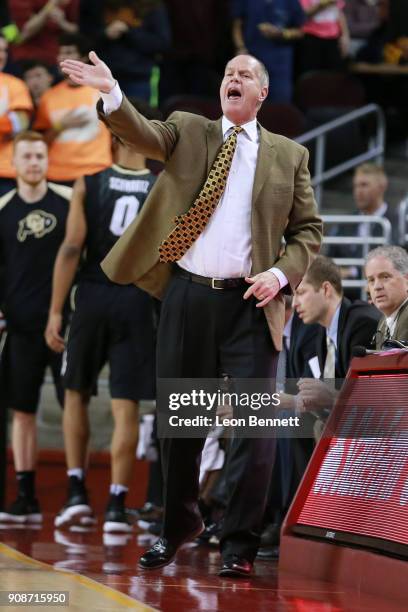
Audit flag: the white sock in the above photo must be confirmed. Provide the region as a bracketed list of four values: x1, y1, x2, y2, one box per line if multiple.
[67, 468, 84, 480]
[110, 484, 128, 496]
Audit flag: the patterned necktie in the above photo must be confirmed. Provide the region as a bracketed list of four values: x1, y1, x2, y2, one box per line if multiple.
[323, 335, 336, 380]
[158, 126, 243, 263]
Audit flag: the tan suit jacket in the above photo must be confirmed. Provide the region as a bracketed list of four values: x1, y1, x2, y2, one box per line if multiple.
[375, 299, 408, 349]
[99, 97, 322, 350]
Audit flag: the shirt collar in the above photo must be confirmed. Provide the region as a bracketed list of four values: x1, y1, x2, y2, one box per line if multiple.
[283, 313, 293, 349]
[222, 116, 258, 143]
[362, 202, 388, 217]
[327, 303, 341, 349]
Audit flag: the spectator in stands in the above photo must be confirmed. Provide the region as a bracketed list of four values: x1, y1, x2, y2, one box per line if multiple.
[45, 100, 157, 533]
[344, 0, 381, 58]
[21, 60, 54, 108]
[293, 255, 380, 424]
[159, 0, 232, 100]
[231, 0, 306, 103]
[0, 4, 19, 45]
[0, 33, 33, 196]
[326, 163, 398, 295]
[34, 33, 112, 184]
[9, 1, 79, 67]
[298, 0, 350, 72]
[383, 0, 408, 67]
[0, 131, 70, 525]
[86, 0, 171, 101]
[354, 0, 389, 63]
[365, 246, 408, 348]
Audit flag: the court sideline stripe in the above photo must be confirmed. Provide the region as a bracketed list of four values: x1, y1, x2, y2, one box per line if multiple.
[0, 542, 157, 611]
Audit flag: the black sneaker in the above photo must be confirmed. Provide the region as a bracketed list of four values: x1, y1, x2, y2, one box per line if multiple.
[54, 476, 95, 529]
[0, 496, 42, 524]
[104, 493, 132, 533]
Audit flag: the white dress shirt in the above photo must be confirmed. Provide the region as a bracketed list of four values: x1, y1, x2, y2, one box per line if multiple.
[326, 303, 341, 350]
[100, 84, 288, 286]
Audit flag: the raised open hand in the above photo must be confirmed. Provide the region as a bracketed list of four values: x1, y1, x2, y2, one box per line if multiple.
[60, 51, 116, 93]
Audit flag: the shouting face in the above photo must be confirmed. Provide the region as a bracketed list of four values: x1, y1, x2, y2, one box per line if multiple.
[220, 55, 268, 125]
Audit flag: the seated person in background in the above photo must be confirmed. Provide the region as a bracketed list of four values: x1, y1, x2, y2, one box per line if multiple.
[0, 33, 32, 196]
[345, 0, 381, 57]
[89, 0, 171, 101]
[355, 0, 389, 63]
[231, 0, 306, 103]
[9, 0, 79, 67]
[293, 255, 381, 427]
[34, 33, 112, 184]
[21, 60, 54, 108]
[326, 163, 398, 297]
[298, 0, 350, 72]
[383, 0, 408, 65]
[365, 245, 408, 348]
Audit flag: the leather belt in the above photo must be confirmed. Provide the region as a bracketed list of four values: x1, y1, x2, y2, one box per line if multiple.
[175, 266, 247, 290]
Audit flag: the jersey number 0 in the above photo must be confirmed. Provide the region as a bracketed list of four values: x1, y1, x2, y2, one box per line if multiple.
[109, 195, 140, 236]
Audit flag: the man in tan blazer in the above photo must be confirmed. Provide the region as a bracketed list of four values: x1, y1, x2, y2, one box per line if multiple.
[61, 52, 322, 577]
[365, 246, 408, 349]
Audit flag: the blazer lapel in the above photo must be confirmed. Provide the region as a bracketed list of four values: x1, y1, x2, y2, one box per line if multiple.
[206, 119, 223, 175]
[394, 300, 408, 340]
[252, 126, 276, 207]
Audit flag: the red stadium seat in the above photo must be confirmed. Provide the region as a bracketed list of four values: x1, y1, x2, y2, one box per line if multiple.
[295, 70, 366, 111]
[161, 95, 221, 120]
[257, 102, 306, 138]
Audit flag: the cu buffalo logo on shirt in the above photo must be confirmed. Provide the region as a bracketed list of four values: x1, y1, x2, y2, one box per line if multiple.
[17, 210, 57, 242]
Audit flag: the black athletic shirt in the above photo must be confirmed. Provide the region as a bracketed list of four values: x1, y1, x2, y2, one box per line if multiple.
[80, 164, 156, 285]
[0, 183, 71, 332]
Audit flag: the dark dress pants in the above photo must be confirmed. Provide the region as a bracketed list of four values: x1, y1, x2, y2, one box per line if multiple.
[157, 273, 279, 562]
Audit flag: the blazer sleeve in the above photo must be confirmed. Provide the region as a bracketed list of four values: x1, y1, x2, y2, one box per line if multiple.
[97, 95, 179, 162]
[275, 147, 323, 292]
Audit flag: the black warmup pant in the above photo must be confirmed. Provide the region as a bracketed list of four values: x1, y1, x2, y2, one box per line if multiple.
[157, 271, 279, 562]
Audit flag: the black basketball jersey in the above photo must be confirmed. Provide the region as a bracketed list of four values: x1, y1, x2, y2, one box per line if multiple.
[81, 164, 156, 284]
[0, 183, 71, 332]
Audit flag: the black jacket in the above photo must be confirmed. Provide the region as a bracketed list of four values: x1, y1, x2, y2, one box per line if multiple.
[316, 298, 381, 379]
[286, 311, 320, 380]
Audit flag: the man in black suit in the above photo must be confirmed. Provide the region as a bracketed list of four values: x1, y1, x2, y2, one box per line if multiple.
[293, 255, 381, 414]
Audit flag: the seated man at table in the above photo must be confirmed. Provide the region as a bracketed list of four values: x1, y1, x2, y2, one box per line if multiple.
[365, 245, 408, 348]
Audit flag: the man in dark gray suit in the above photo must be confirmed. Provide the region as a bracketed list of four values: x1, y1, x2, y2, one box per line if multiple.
[365, 246, 408, 349]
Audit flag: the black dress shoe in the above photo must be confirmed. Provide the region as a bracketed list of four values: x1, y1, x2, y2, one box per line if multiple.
[138, 537, 178, 569]
[138, 521, 204, 570]
[218, 555, 253, 578]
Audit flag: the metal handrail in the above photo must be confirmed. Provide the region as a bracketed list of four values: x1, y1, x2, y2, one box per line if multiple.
[322, 214, 392, 298]
[295, 104, 386, 207]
